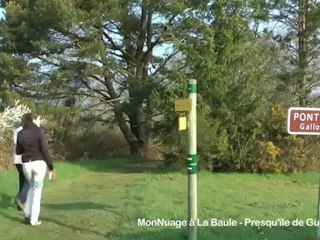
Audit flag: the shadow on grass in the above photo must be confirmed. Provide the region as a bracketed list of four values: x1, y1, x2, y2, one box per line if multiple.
[110, 226, 318, 240]
[43, 202, 117, 213]
[70, 157, 177, 175]
[0, 193, 25, 223]
[42, 216, 109, 238]
[0, 192, 14, 209]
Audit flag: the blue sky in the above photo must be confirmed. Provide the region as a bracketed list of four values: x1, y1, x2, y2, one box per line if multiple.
[0, 8, 4, 19]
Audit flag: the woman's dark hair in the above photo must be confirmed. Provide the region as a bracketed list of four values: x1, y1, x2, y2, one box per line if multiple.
[21, 113, 39, 127]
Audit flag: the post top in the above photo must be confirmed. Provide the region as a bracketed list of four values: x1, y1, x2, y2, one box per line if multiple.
[189, 79, 197, 84]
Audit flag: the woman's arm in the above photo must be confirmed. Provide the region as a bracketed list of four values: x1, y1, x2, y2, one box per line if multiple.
[15, 134, 24, 155]
[39, 128, 54, 170]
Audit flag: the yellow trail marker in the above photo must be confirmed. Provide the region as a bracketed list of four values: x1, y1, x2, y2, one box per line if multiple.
[179, 116, 187, 131]
[175, 99, 192, 112]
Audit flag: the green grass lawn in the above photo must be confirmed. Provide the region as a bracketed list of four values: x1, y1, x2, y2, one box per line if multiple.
[0, 158, 320, 240]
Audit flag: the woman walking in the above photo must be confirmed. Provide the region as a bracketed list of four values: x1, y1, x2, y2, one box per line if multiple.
[13, 122, 28, 211]
[16, 113, 56, 226]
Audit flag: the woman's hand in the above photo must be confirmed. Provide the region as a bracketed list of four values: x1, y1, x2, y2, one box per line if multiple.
[49, 169, 57, 181]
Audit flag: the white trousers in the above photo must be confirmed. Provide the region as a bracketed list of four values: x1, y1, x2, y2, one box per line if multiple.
[22, 160, 47, 224]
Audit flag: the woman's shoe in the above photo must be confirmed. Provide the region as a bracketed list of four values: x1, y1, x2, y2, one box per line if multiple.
[15, 199, 24, 211]
[30, 218, 42, 226]
[30, 221, 42, 226]
[25, 216, 42, 226]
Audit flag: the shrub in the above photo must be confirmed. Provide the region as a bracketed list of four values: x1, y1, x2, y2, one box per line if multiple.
[0, 101, 31, 169]
[0, 100, 31, 141]
[161, 103, 320, 173]
[60, 125, 129, 160]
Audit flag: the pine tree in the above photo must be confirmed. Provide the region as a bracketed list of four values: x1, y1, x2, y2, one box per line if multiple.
[0, 0, 190, 155]
[270, 0, 320, 106]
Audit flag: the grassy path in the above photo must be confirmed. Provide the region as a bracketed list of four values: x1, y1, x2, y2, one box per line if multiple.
[0, 158, 320, 240]
[0, 158, 154, 240]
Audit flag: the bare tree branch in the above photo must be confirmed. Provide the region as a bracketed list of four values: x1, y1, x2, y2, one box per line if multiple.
[143, 14, 177, 62]
[36, 56, 61, 67]
[151, 50, 179, 76]
[80, 78, 111, 100]
[103, 31, 131, 61]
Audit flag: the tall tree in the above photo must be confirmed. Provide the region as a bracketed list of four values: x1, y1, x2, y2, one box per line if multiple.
[270, 0, 320, 106]
[154, 0, 279, 170]
[0, 0, 189, 155]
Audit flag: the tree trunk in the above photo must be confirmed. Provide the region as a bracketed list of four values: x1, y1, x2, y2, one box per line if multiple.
[103, 74, 146, 156]
[104, 2, 154, 157]
[127, 104, 149, 156]
[298, 0, 308, 107]
[121, 3, 153, 156]
[129, 139, 146, 155]
[113, 103, 148, 156]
